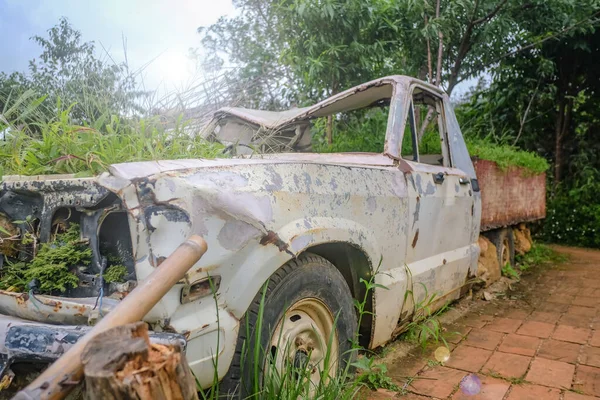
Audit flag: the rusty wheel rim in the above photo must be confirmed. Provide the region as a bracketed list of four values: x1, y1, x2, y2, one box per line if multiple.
[267, 298, 338, 389]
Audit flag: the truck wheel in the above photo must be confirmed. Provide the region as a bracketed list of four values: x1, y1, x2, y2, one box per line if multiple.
[489, 228, 515, 269]
[220, 253, 357, 398]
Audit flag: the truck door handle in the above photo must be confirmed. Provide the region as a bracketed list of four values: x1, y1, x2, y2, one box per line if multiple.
[433, 172, 445, 184]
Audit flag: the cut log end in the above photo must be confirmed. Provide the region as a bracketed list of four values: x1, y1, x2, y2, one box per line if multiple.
[82, 322, 198, 400]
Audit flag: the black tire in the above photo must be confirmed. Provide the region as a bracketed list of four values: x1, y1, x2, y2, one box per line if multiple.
[219, 253, 357, 398]
[488, 228, 515, 268]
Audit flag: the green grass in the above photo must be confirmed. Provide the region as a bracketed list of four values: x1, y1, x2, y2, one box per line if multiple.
[103, 264, 127, 284]
[0, 96, 224, 178]
[467, 139, 549, 175]
[401, 266, 452, 350]
[310, 108, 549, 175]
[516, 243, 568, 271]
[195, 268, 396, 399]
[501, 263, 521, 281]
[487, 371, 527, 385]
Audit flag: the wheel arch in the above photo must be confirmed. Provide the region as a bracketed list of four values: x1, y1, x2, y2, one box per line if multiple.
[302, 242, 374, 348]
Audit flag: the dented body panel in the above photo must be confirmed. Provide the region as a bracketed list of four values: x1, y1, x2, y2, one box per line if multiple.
[0, 76, 486, 388]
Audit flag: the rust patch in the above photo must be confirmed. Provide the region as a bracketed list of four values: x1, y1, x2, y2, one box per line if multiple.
[443, 259, 447, 264]
[411, 229, 419, 248]
[15, 292, 29, 306]
[474, 159, 546, 230]
[51, 301, 63, 312]
[227, 309, 240, 322]
[201, 324, 209, 329]
[260, 230, 294, 257]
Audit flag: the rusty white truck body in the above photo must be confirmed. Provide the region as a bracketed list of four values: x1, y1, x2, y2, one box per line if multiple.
[0, 76, 481, 388]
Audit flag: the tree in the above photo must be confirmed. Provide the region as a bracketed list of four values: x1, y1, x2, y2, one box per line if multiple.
[0, 17, 143, 128]
[456, 1, 600, 185]
[199, 0, 525, 109]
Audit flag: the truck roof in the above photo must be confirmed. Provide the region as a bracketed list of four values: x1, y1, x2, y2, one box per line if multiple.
[210, 75, 445, 130]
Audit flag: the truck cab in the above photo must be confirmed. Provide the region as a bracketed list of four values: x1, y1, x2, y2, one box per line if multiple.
[0, 76, 482, 393]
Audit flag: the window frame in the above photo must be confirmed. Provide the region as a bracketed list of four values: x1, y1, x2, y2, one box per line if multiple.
[400, 84, 453, 168]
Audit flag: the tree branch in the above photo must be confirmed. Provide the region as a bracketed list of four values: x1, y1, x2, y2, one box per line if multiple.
[493, 11, 600, 64]
[513, 78, 541, 146]
[434, 0, 443, 86]
[473, 0, 509, 25]
[418, 107, 436, 141]
[425, 15, 433, 83]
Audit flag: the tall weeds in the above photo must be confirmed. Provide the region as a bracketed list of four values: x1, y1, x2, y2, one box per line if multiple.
[196, 271, 393, 399]
[0, 96, 224, 178]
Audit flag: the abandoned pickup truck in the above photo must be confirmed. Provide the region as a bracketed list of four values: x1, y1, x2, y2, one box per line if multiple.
[0, 76, 545, 394]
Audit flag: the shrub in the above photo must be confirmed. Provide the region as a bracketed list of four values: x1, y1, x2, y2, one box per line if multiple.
[540, 182, 600, 248]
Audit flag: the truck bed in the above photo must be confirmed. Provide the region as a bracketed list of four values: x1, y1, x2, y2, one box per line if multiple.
[475, 159, 546, 231]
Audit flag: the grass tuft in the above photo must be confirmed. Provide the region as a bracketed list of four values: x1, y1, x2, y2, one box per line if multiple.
[467, 139, 549, 175]
[516, 243, 568, 272]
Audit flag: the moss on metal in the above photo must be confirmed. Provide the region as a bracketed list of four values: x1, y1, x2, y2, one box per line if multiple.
[0, 224, 90, 294]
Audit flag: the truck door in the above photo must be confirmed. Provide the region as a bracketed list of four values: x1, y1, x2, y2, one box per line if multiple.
[400, 86, 475, 315]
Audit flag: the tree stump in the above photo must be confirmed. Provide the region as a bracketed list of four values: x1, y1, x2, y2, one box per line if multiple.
[81, 322, 198, 400]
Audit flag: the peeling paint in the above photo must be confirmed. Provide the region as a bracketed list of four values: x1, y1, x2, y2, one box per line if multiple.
[217, 220, 262, 251]
[290, 234, 312, 253]
[412, 196, 420, 229]
[411, 229, 419, 248]
[366, 197, 377, 213]
[424, 181, 436, 196]
[260, 231, 294, 256]
[263, 168, 283, 191]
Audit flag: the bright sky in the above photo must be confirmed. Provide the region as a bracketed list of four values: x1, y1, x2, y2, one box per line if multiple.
[0, 0, 234, 93]
[0, 0, 475, 102]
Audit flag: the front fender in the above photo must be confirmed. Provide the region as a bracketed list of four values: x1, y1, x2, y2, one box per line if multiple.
[225, 217, 382, 317]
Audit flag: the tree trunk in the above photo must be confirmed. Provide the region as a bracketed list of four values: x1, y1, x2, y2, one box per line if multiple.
[82, 322, 198, 400]
[326, 114, 333, 145]
[554, 96, 572, 187]
[554, 98, 564, 186]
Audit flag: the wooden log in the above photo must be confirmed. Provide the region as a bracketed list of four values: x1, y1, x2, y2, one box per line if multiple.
[81, 322, 198, 400]
[14, 235, 207, 400]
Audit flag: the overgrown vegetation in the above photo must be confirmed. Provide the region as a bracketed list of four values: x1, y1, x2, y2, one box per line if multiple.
[467, 140, 549, 175]
[0, 17, 142, 126]
[516, 243, 568, 270]
[541, 174, 600, 248]
[0, 224, 88, 294]
[0, 17, 225, 179]
[500, 243, 569, 282]
[103, 264, 128, 284]
[311, 107, 549, 175]
[0, 107, 224, 178]
[196, 269, 398, 399]
[501, 263, 521, 281]
[400, 266, 452, 350]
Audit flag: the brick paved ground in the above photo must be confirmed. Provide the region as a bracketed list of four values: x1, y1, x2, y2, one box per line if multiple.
[370, 247, 600, 400]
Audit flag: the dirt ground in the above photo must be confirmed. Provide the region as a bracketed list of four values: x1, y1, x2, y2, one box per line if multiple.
[368, 246, 600, 400]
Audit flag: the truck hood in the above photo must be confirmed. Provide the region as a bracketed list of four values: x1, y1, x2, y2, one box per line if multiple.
[105, 153, 395, 182]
